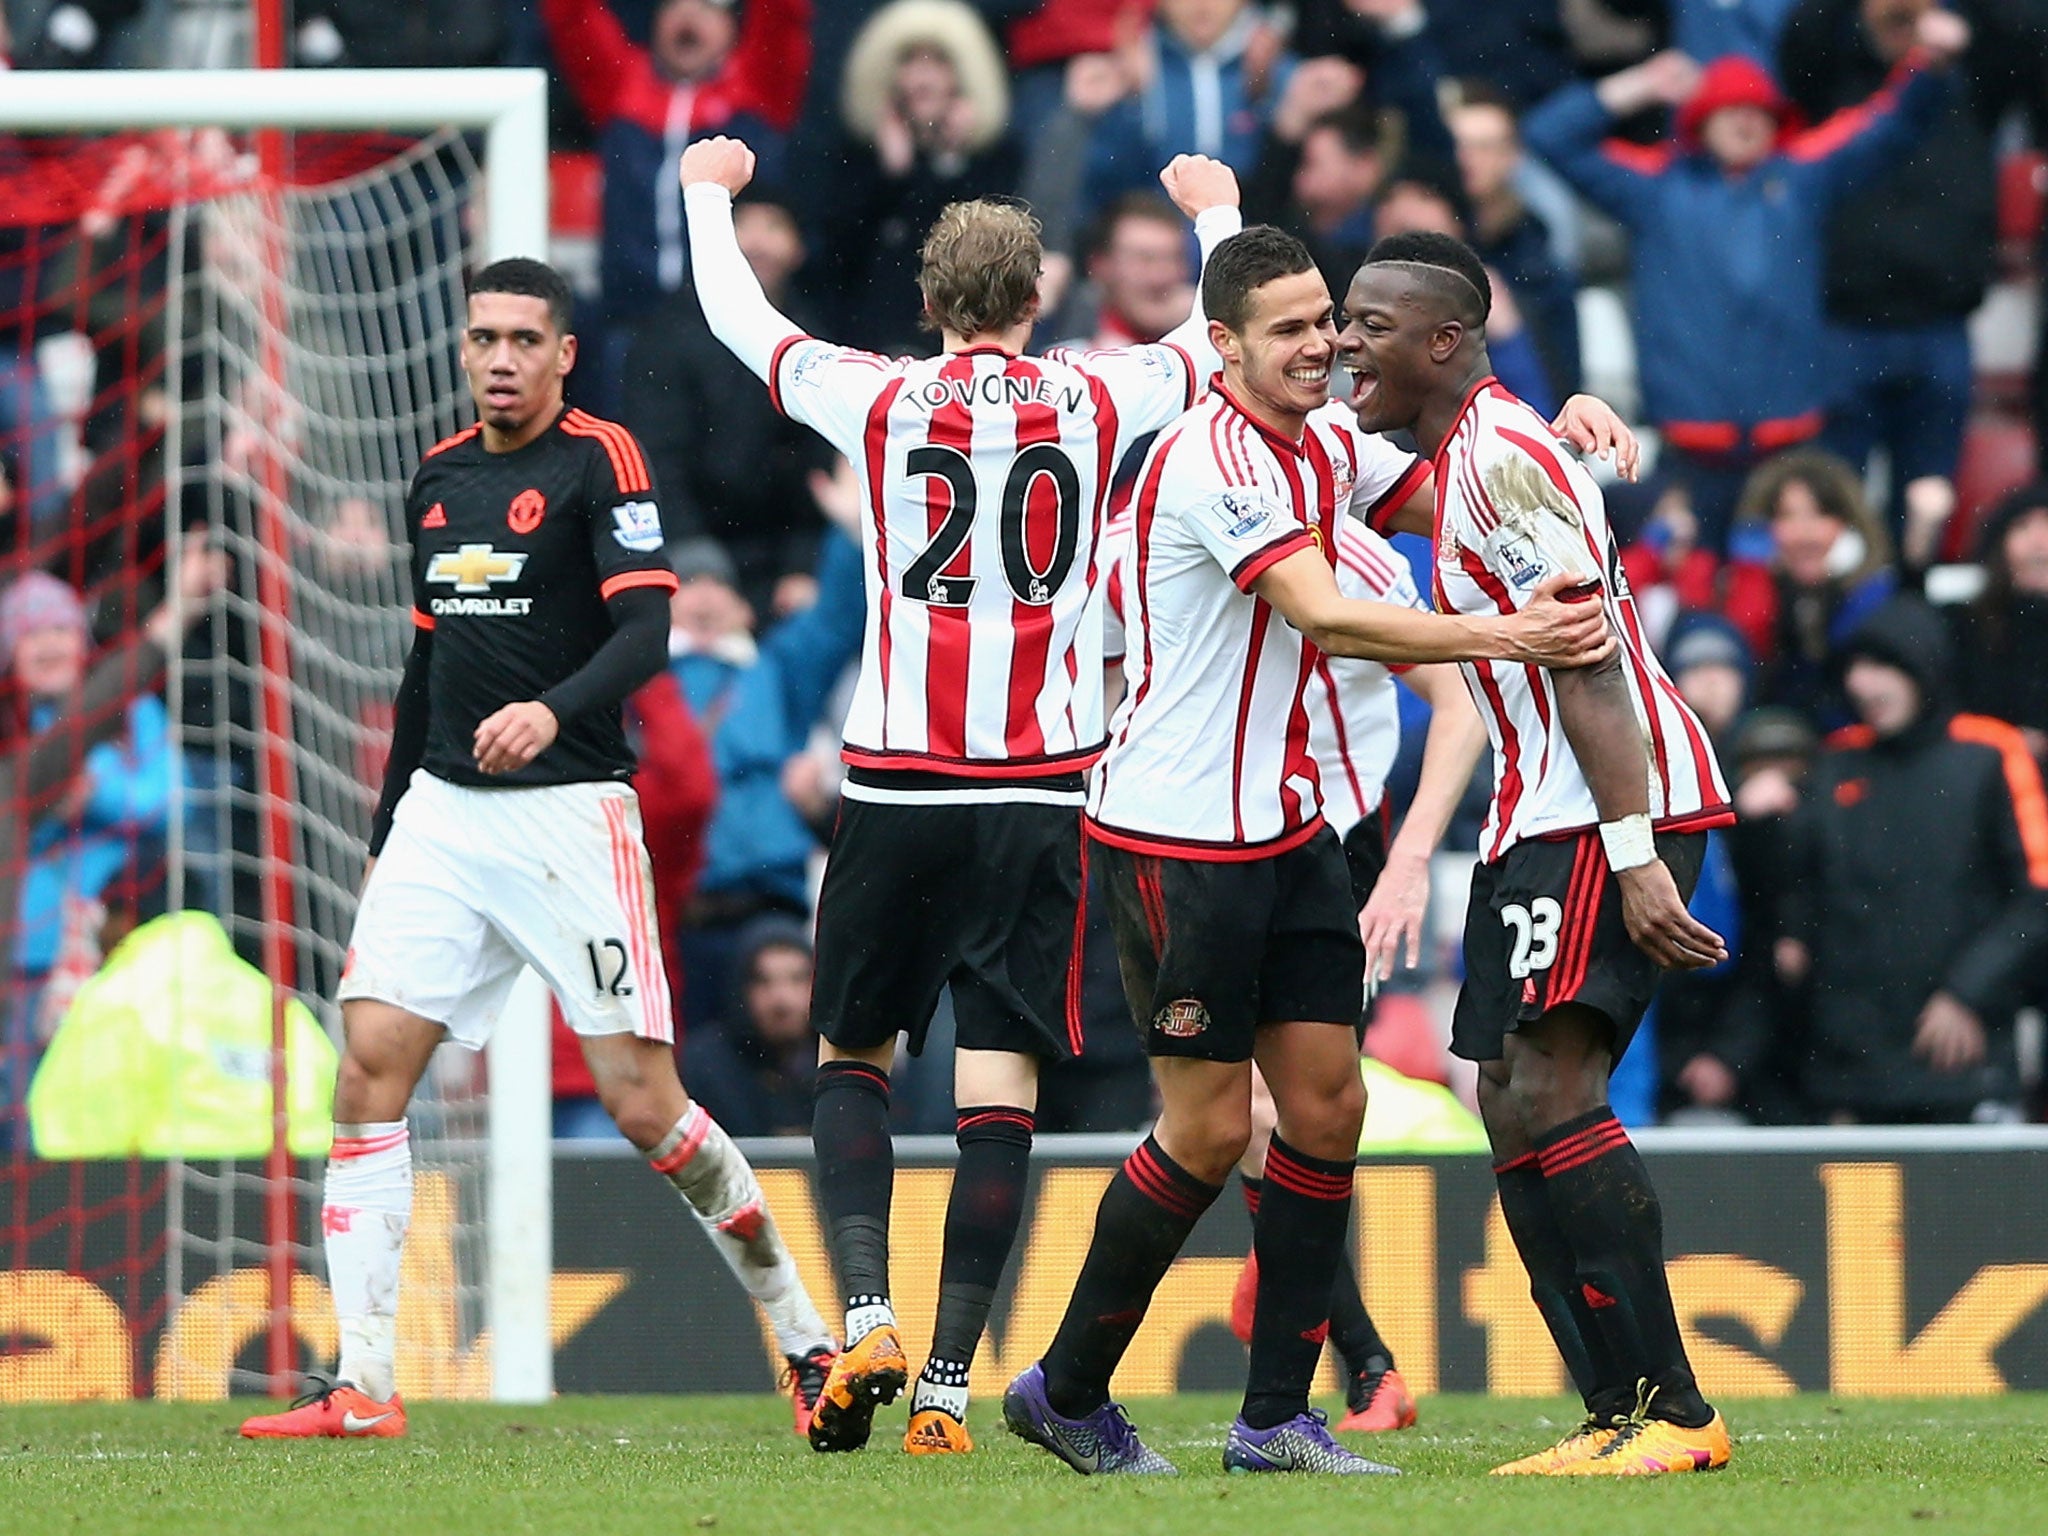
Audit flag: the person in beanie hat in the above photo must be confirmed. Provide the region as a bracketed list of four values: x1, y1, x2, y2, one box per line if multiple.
[1953, 481, 2048, 753]
[0, 543, 226, 1150]
[1781, 594, 2048, 1121]
[1522, 10, 1966, 552]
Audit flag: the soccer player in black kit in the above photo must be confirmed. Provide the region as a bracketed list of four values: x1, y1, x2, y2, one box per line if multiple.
[241, 259, 836, 1442]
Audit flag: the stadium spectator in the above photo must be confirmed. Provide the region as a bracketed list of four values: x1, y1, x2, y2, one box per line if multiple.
[0, 539, 222, 1148]
[25, 905, 338, 1159]
[1953, 482, 2048, 756]
[1244, 92, 1381, 295]
[1081, 0, 1298, 210]
[1523, 18, 1962, 552]
[668, 527, 863, 1035]
[1049, 191, 1194, 349]
[1448, 81, 1582, 395]
[814, 0, 1020, 357]
[1780, 0, 2047, 560]
[1367, 158, 1558, 415]
[621, 190, 832, 609]
[1782, 595, 2048, 1122]
[540, 0, 812, 407]
[1720, 704, 1823, 1121]
[1001, 0, 1153, 143]
[1721, 448, 1897, 726]
[3, 569, 177, 1009]
[683, 914, 819, 1136]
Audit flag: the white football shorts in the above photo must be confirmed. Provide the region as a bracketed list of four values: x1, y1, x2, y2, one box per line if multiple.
[339, 770, 675, 1047]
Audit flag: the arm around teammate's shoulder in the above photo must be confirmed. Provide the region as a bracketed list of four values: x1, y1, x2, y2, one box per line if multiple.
[1252, 550, 1614, 668]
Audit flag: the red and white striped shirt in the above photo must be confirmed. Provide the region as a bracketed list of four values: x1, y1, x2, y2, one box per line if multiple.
[1309, 522, 1427, 837]
[1432, 378, 1733, 861]
[767, 338, 1198, 796]
[1088, 385, 1430, 857]
[1104, 510, 1423, 839]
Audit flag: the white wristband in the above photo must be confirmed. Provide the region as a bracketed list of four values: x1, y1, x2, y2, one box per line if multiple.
[1598, 813, 1656, 872]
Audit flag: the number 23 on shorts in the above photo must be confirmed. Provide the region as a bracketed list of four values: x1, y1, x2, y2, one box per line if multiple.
[1500, 897, 1561, 980]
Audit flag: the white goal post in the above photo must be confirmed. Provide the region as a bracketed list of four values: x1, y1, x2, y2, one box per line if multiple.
[1, 68, 556, 1405]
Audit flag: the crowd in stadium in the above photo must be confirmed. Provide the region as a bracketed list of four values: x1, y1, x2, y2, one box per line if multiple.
[4, 0, 2048, 1146]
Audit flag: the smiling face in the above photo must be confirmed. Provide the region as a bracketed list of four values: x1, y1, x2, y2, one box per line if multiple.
[1336, 264, 1460, 436]
[1212, 267, 1338, 432]
[460, 291, 574, 442]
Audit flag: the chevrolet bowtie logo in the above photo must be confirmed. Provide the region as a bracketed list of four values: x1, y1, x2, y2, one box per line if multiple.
[426, 543, 529, 592]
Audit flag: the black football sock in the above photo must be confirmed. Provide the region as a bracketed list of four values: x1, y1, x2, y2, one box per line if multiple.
[1242, 1137, 1355, 1430]
[1493, 1150, 1629, 1417]
[812, 1059, 895, 1336]
[1535, 1109, 1712, 1428]
[1041, 1135, 1222, 1418]
[1327, 1249, 1393, 1381]
[1249, 1166, 1388, 1380]
[920, 1106, 1036, 1409]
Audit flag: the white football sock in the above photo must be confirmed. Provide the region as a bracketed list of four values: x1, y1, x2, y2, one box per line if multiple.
[651, 1105, 836, 1357]
[324, 1120, 411, 1403]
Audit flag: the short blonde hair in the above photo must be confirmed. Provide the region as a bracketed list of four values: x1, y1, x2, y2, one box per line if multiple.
[919, 199, 1042, 339]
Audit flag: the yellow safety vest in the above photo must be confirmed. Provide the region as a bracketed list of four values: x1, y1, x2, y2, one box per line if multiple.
[1358, 1056, 1490, 1154]
[28, 911, 337, 1158]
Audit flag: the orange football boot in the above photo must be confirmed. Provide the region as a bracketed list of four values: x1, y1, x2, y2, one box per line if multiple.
[806, 1325, 909, 1453]
[903, 1408, 974, 1455]
[1563, 1410, 1733, 1475]
[239, 1375, 406, 1440]
[1489, 1415, 1620, 1475]
[1336, 1366, 1418, 1433]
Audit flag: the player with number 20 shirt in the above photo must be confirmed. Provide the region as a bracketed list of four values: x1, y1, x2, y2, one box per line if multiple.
[685, 135, 1245, 1456]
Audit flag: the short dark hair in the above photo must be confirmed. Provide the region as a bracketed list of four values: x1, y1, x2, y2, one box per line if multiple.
[468, 257, 574, 334]
[1084, 191, 1185, 262]
[1362, 230, 1492, 327]
[1452, 78, 1520, 121]
[1202, 225, 1319, 333]
[1303, 101, 1384, 159]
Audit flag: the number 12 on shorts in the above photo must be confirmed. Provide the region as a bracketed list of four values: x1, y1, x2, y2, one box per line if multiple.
[1500, 897, 1561, 979]
[585, 937, 635, 997]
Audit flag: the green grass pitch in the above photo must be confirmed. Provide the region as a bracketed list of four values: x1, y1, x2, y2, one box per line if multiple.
[4, 1394, 2046, 1536]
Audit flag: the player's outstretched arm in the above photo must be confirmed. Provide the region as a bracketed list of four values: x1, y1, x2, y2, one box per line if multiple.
[1360, 663, 1487, 982]
[682, 137, 806, 381]
[1155, 153, 1243, 375]
[1551, 654, 1727, 971]
[1255, 552, 1614, 667]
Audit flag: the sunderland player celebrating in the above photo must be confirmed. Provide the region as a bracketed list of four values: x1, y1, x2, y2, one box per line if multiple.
[240, 259, 836, 1442]
[1101, 508, 1487, 1435]
[1340, 231, 1736, 1476]
[682, 135, 1249, 1456]
[1004, 226, 1621, 1478]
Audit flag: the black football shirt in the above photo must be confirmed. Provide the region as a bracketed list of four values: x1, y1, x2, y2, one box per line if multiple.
[405, 406, 677, 787]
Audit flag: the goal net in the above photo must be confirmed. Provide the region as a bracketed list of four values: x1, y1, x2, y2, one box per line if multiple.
[0, 71, 552, 1406]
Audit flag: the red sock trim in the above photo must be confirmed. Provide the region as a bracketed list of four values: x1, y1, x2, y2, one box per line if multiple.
[1240, 1176, 1263, 1217]
[330, 1127, 409, 1160]
[1262, 1138, 1354, 1202]
[957, 1107, 1036, 1135]
[1123, 1140, 1211, 1222]
[1491, 1150, 1539, 1175]
[1535, 1112, 1631, 1179]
